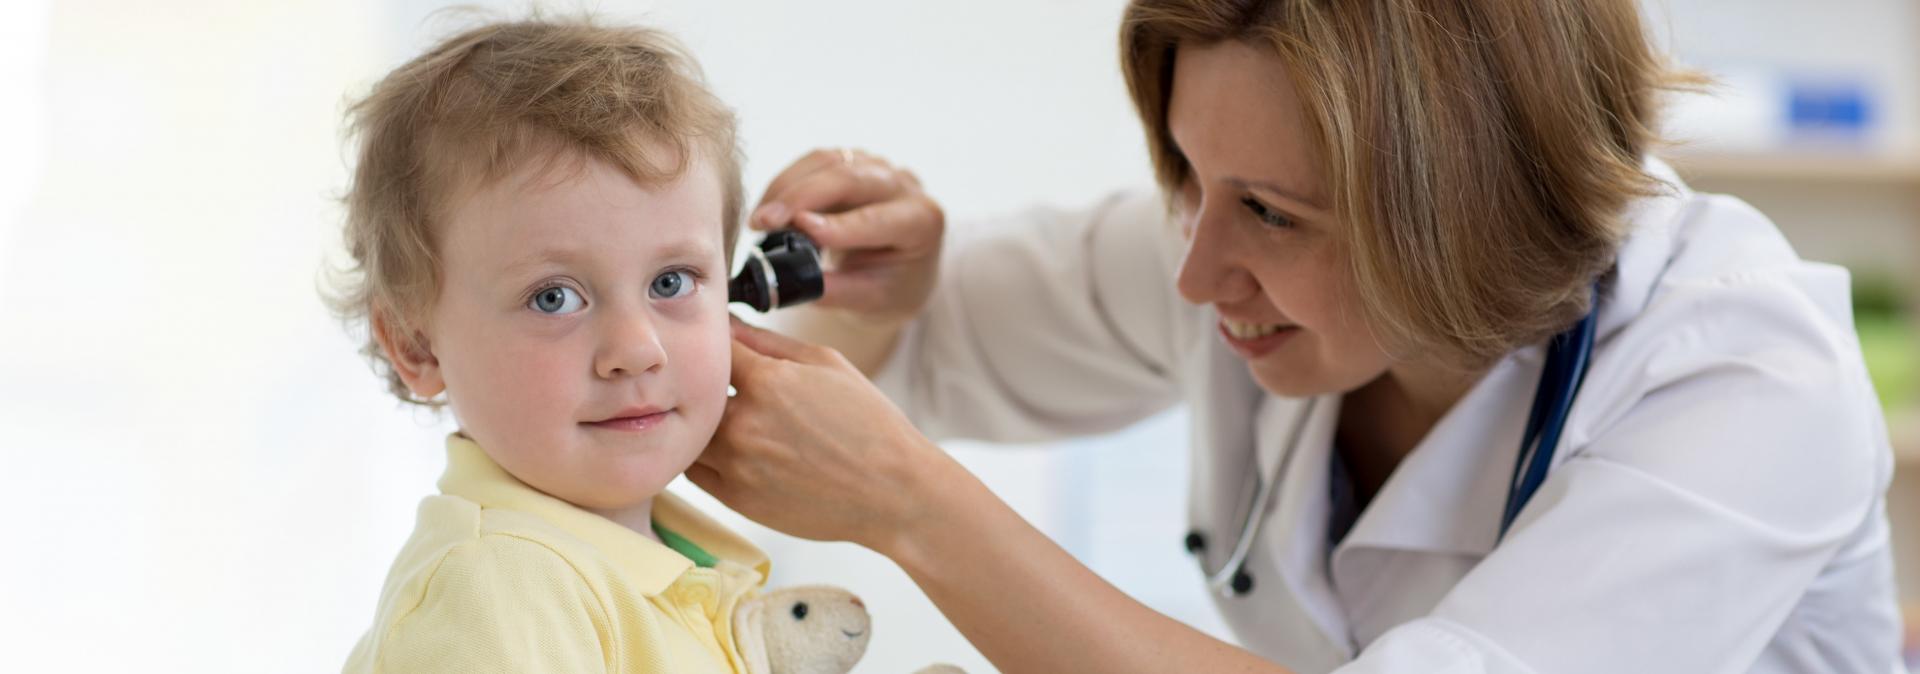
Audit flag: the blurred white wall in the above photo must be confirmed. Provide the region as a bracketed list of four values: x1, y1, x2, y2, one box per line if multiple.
[0, 1, 1211, 672]
[0, 0, 50, 293]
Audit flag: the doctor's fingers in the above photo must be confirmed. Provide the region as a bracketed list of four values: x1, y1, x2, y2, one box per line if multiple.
[688, 441, 768, 508]
[703, 399, 803, 488]
[754, 148, 853, 212]
[753, 148, 902, 224]
[728, 335, 853, 405]
[700, 402, 764, 472]
[684, 461, 729, 498]
[792, 195, 945, 255]
[731, 320, 852, 370]
[753, 152, 925, 232]
[811, 266, 902, 312]
[751, 148, 843, 221]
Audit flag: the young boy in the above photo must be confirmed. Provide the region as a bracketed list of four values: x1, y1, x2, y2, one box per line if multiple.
[332, 18, 762, 673]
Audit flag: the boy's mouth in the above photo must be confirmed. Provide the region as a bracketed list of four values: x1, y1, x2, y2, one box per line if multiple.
[584, 406, 674, 432]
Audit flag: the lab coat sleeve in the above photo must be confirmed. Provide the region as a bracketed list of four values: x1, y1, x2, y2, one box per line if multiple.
[866, 189, 1196, 443]
[1340, 269, 1893, 674]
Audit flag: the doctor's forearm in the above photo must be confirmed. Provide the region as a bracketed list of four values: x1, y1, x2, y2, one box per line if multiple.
[877, 467, 1295, 674]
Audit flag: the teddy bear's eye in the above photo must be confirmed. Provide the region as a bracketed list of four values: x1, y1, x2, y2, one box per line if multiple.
[791, 602, 809, 620]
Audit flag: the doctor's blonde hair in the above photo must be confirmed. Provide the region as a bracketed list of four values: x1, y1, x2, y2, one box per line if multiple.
[1121, 0, 1697, 366]
[326, 16, 745, 404]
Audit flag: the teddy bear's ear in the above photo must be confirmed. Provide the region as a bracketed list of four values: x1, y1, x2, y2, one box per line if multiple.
[731, 595, 773, 674]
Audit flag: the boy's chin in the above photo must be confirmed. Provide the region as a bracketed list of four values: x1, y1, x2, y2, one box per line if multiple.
[575, 458, 696, 504]
[567, 481, 668, 515]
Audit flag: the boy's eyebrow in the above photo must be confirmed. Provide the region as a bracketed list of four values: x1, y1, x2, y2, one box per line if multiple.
[647, 237, 721, 263]
[501, 247, 587, 276]
[501, 238, 720, 275]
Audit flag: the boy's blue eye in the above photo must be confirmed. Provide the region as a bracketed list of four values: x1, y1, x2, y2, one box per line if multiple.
[650, 270, 695, 299]
[529, 286, 585, 314]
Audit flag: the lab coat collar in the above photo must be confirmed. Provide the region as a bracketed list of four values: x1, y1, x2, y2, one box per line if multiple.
[1597, 158, 1694, 343]
[1329, 159, 1696, 559]
[1329, 356, 1536, 558]
[1257, 393, 1354, 646]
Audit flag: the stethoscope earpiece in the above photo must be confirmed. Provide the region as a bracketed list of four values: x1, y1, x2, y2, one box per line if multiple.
[729, 229, 826, 312]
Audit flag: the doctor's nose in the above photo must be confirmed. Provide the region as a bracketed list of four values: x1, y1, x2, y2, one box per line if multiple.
[594, 309, 668, 379]
[1175, 211, 1260, 307]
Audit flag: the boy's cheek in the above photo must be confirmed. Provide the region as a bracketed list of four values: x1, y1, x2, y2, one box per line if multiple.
[682, 330, 733, 391]
[667, 328, 733, 416]
[452, 337, 585, 416]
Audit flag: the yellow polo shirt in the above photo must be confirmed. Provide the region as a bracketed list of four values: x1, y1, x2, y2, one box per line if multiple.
[345, 435, 769, 673]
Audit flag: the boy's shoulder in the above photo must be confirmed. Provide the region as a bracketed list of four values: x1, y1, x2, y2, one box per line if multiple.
[397, 493, 609, 585]
[349, 489, 764, 673]
[345, 496, 617, 673]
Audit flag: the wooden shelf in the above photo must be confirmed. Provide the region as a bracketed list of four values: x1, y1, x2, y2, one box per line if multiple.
[1891, 406, 1920, 465]
[1665, 150, 1920, 185]
[1906, 602, 1920, 661]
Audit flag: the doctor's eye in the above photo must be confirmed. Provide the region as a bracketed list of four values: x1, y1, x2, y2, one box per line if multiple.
[650, 269, 696, 299]
[1240, 196, 1294, 229]
[791, 602, 809, 621]
[529, 285, 585, 314]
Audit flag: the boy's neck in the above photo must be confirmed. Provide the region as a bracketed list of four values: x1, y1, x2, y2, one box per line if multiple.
[586, 498, 661, 543]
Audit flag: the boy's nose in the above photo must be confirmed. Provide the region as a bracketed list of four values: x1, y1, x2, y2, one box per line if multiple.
[595, 311, 668, 378]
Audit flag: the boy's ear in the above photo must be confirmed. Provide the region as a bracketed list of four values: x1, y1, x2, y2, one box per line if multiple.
[372, 307, 445, 400]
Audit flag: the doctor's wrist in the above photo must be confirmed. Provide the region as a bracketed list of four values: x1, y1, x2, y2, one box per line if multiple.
[863, 444, 982, 567]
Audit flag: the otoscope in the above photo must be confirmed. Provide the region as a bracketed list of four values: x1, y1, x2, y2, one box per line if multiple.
[728, 229, 826, 312]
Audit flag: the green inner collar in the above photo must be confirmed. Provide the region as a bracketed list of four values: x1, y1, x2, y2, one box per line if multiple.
[652, 521, 718, 568]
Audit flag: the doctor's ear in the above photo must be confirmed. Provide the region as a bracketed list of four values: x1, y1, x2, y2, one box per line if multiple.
[371, 306, 445, 401]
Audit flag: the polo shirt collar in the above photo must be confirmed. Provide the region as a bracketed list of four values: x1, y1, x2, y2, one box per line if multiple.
[439, 434, 771, 596]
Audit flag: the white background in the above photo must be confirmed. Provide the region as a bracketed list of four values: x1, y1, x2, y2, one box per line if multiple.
[0, 1, 1913, 672]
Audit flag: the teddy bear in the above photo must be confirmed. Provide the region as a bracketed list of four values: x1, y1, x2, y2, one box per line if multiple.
[732, 585, 965, 674]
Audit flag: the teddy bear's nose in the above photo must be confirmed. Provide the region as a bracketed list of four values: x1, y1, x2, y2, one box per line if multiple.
[850, 597, 864, 609]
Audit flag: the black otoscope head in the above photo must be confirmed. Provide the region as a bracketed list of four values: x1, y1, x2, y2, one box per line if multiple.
[728, 229, 826, 313]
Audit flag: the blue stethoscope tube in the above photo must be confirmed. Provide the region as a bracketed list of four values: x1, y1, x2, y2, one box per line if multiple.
[1190, 289, 1601, 597]
[1501, 288, 1601, 538]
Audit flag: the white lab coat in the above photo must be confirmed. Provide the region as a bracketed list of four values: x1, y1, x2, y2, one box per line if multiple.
[865, 160, 1904, 673]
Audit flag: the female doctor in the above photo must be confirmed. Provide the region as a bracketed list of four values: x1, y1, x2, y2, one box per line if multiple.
[690, 0, 1904, 671]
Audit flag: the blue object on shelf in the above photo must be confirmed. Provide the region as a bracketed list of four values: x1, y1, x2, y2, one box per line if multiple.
[1786, 79, 1875, 136]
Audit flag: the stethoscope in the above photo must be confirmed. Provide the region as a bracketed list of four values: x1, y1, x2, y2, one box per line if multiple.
[1187, 288, 1601, 597]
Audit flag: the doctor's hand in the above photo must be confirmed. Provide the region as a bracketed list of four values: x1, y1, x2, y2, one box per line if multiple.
[749, 148, 945, 327]
[688, 318, 963, 553]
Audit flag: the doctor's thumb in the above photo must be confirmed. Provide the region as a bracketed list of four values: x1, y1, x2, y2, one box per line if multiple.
[684, 462, 734, 501]
[731, 319, 841, 367]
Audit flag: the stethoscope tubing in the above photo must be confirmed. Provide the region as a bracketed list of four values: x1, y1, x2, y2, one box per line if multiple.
[1201, 396, 1320, 596]
[1499, 288, 1601, 538]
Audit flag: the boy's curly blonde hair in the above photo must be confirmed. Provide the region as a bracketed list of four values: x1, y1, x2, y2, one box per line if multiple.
[326, 16, 745, 405]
